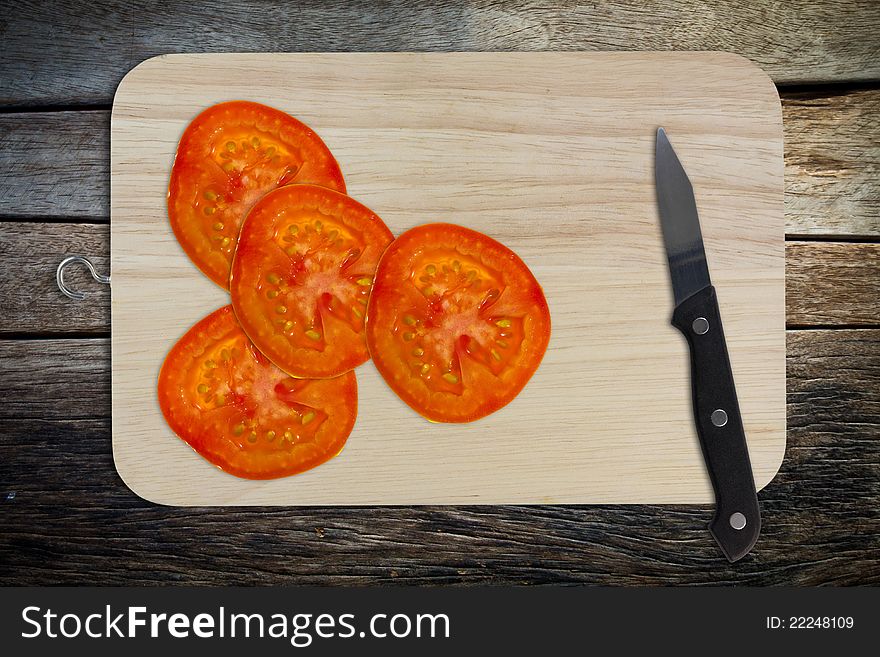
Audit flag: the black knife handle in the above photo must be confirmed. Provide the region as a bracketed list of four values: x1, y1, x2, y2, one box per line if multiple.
[671, 285, 761, 562]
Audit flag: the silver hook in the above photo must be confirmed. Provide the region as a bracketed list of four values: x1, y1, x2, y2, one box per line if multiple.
[56, 255, 111, 301]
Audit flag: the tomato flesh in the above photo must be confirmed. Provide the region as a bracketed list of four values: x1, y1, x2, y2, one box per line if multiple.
[366, 223, 550, 423]
[168, 101, 345, 289]
[158, 305, 358, 479]
[230, 184, 394, 379]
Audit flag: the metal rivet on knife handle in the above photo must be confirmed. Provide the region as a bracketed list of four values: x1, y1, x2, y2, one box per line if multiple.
[711, 409, 728, 427]
[692, 317, 709, 334]
[729, 512, 747, 531]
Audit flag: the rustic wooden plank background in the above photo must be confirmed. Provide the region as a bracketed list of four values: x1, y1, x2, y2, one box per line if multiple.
[0, 0, 878, 585]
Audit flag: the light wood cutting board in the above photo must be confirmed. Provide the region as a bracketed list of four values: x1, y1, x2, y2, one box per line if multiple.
[110, 52, 785, 506]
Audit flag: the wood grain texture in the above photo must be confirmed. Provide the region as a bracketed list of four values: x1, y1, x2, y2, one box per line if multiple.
[0, 0, 876, 585]
[784, 88, 880, 237]
[786, 242, 880, 326]
[1, 223, 873, 335]
[0, 330, 876, 585]
[0, 111, 109, 220]
[0, 223, 109, 336]
[4, 89, 877, 236]
[2, 0, 880, 108]
[108, 52, 785, 505]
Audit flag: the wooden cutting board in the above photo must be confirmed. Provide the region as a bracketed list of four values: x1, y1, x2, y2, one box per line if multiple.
[110, 52, 784, 506]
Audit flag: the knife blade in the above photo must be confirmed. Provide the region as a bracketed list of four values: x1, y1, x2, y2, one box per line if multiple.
[655, 127, 761, 562]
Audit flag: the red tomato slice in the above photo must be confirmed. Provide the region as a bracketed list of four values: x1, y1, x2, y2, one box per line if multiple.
[365, 223, 550, 423]
[230, 184, 394, 379]
[168, 101, 345, 289]
[158, 305, 358, 479]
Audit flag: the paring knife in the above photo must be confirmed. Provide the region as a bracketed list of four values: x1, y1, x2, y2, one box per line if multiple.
[655, 128, 761, 562]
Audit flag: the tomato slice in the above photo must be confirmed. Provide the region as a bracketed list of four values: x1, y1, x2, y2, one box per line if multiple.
[158, 305, 358, 479]
[168, 101, 345, 289]
[365, 223, 550, 423]
[229, 184, 394, 379]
